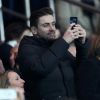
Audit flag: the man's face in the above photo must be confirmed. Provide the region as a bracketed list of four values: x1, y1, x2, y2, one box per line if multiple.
[36, 15, 59, 40]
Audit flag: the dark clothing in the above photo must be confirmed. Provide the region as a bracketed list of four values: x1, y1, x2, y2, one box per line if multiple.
[17, 36, 88, 100]
[76, 57, 100, 100]
[0, 43, 12, 70]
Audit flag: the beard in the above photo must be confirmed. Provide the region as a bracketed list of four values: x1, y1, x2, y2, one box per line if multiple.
[47, 30, 61, 40]
[37, 30, 61, 41]
[47, 32, 56, 39]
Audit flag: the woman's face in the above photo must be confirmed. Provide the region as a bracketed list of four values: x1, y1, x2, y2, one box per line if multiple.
[10, 46, 18, 67]
[8, 71, 25, 88]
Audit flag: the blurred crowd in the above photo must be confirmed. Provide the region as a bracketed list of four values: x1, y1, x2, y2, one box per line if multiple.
[0, 6, 100, 100]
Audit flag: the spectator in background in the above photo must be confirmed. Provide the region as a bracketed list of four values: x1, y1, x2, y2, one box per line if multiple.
[5, 22, 31, 43]
[0, 22, 32, 71]
[0, 43, 13, 70]
[0, 59, 5, 74]
[76, 34, 100, 100]
[0, 70, 25, 89]
[17, 7, 88, 100]
[0, 70, 25, 100]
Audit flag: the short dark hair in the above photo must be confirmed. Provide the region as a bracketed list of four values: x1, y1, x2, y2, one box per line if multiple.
[5, 22, 30, 42]
[30, 7, 53, 27]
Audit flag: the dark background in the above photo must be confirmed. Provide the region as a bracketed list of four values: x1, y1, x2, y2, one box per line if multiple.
[2, 0, 49, 27]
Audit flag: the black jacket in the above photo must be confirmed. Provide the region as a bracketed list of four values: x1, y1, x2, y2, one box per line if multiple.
[17, 36, 88, 100]
[76, 57, 100, 100]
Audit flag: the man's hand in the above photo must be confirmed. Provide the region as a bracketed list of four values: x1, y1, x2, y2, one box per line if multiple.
[75, 24, 86, 44]
[63, 24, 86, 44]
[63, 23, 79, 44]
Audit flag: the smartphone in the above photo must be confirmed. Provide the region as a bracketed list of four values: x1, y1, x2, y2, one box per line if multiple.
[70, 17, 78, 24]
[70, 17, 78, 30]
[70, 17, 82, 41]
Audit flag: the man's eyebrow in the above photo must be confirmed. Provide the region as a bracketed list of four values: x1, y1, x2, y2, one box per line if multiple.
[42, 21, 55, 24]
[42, 23, 49, 25]
[39, 20, 56, 26]
[52, 21, 56, 24]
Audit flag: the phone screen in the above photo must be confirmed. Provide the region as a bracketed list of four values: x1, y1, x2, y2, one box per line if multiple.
[70, 17, 78, 24]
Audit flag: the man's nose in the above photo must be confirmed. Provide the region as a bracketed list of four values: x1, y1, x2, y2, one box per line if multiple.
[49, 25, 55, 31]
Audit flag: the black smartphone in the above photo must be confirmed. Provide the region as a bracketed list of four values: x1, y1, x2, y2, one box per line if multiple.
[70, 17, 78, 30]
[70, 17, 82, 42]
[70, 17, 78, 24]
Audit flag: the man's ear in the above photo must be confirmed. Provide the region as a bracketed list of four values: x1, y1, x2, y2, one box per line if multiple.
[31, 26, 37, 35]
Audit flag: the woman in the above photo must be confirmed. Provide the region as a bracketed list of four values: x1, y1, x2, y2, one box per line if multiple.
[0, 70, 25, 100]
[0, 59, 5, 73]
[0, 70, 25, 89]
[76, 34, 100, 100]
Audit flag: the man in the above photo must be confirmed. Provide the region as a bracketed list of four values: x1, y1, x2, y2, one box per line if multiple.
[17, 7, 88, 100]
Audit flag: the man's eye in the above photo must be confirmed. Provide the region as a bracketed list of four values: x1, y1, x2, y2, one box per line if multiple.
[52, 23, 55, 26]
[43, 24, 48, 27]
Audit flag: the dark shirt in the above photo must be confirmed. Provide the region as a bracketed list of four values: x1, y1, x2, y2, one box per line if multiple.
[76, 57, 100, 100]
[17, 36, 88, 100]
